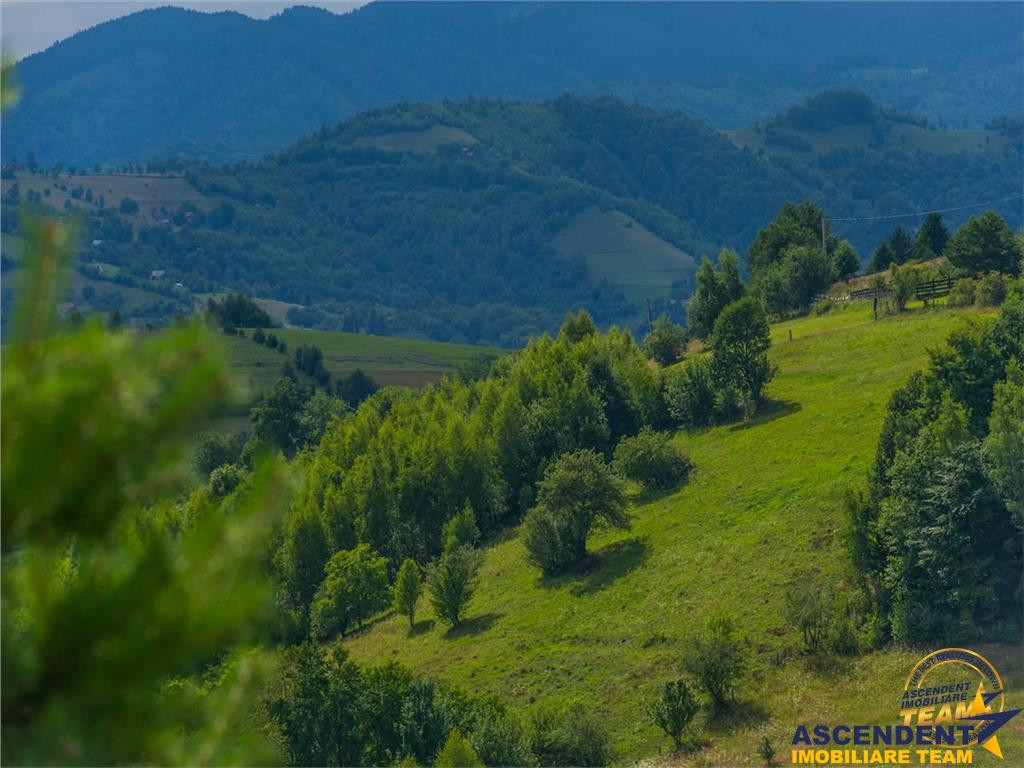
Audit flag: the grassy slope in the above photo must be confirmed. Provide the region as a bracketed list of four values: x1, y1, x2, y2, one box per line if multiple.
[345, 302, 1022, 765]
[221, 328, 504, 397]
[0, 173, 213, 226]
[353, 126, 478, 153]
[551, 208, 696, 304]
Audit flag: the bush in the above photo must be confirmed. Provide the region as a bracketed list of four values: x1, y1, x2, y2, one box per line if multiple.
[528, 700, 612, 767]
[975, 272, 1008, 307]
[811, 296, 832, 315]
[523, 450, 628, 574]
[613, 429, 692, 490]
[683, 616, 748, 710]
[947, 278, 976, 307]
[647, 679, 700, 752]
[662, 356, 715, 427]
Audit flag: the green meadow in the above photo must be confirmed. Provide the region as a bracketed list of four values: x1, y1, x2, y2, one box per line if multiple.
[221, 327, 505, 397]
[344, 301, 1022, 765]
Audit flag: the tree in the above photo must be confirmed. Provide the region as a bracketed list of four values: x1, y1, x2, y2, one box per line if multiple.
[310, 544, 390, 639]
[435, 729, 484, 768]
[986, 359, 1024, 518]
[251, 376, 304, 456]
[206, 293, 273, 330]
[945, 211, 1020, 275]
[647, 679, 700, 752]
[686, 249, 746, 339]
[747, 201, 836, 275]
[393, 558, 423, 627]
[264, 642, 365, 767]
[868, 227, 913, 272]
[780, 244, 835, 310]
[913, 212, 949, 260]
[613, 428, 693, 490]
[683, 615, 748, 710]
[710, 297, 775, 415]
[337, 368, 379, 406]
[662, 355, 716, 427]
[523, 449, 629, 574]
[443, 502, 480, 551]
[831, 239, 860, 279]
[427, 545, 483, 628]
[644, 313, 687, 366]
[298, 389, 346, 448]
[193, 429, 247, 476]
[118, 196, 139, 214]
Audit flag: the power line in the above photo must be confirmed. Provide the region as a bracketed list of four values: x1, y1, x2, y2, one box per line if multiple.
[830, 192, 1024, 223]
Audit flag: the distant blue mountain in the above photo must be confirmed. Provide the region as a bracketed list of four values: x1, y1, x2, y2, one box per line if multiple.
[3, 2, 1022, 167]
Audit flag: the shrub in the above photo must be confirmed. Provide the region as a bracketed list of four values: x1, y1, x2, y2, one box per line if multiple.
[527, 700, 612, 767]
[523, 450, 628, 574]
[310, 544, 389, 639]
[947, 278, 976, 307]
[758, 736, 777, 766]
[647, 679, 700, 752]
[811, 296, 833, 315]
[783, 582, 831, 653]
[662, 356, 715, 427]
[683, 616, 748, 710]
[975, 272, 1008, 307]
[613, 429, 693, 490]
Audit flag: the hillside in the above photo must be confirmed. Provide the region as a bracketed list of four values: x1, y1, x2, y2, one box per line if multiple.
[6, 93, 1017, 344]
[220, 328, 504, 397]
[342, 301, 1023, 762]
[4, 2, 1022, 167]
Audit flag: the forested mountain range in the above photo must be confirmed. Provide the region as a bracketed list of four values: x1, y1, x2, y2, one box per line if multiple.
[4, 1, 1022, 167]
[4, 92, 1018, 345]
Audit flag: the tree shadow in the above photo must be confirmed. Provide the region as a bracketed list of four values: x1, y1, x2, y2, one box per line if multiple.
[704, 698, 770, 736]
[570, 536, 651, 596]
[444, 611, 502, 639]
[408, 618, 435, 637]
[728, 398, 801, 432]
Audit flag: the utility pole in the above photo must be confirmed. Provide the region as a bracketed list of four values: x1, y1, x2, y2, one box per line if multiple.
[646, 298, 654, 334]
[821, 216, 827, 260]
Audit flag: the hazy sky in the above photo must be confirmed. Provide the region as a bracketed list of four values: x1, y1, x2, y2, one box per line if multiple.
[0, 1, 364, 58]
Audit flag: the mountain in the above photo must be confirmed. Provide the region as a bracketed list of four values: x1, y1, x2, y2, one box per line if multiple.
[4, 93, 1018, 346]
[4, 1, 1022, 167]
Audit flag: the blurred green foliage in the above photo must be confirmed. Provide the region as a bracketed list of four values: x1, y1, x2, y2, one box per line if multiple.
[1, 211, 288, 763]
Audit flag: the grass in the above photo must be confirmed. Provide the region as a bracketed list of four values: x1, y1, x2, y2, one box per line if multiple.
[353, 125, 478, 153]
[1, 172, 215, 225]
[344, 300, 1022, 765]
[220, 327, 505, 399]
[551, 207, 696, 304]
